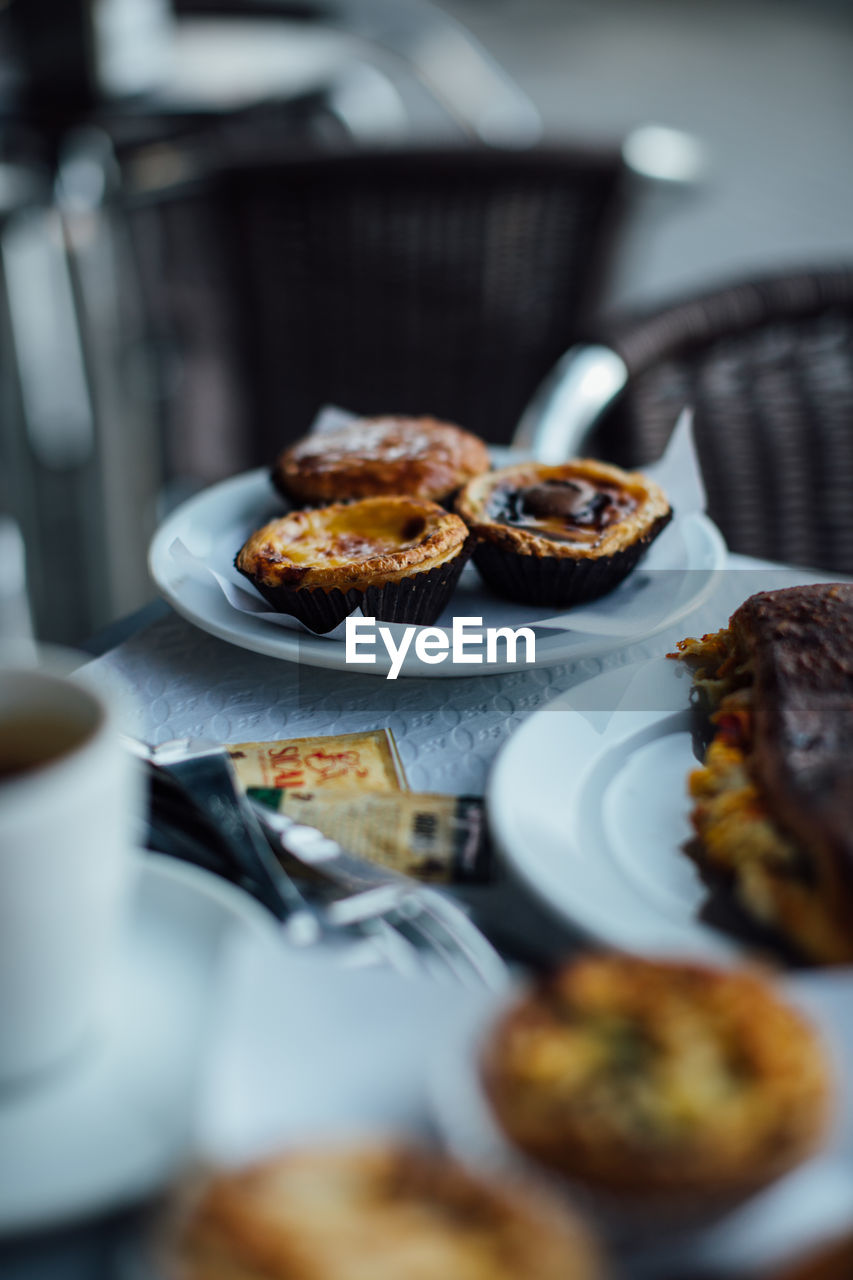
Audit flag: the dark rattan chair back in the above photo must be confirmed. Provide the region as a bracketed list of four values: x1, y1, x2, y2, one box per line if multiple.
[129, 144, 628, 473]
[584, 268, 853, 573]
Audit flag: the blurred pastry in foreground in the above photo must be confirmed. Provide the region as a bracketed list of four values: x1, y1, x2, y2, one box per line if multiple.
[455, 459, 671, 607]
[235, 496, 470, 633]
[481, 955, 830, 1204]
[672, 583, 853, 964]
[766, 1232, 853, 1280]
[272, 415, 491, 506]
[166, 1143, 604, 1280]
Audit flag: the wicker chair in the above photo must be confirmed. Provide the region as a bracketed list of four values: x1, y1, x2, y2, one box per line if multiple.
[518, 267, 853, 574]
[126, 143, 629, 473]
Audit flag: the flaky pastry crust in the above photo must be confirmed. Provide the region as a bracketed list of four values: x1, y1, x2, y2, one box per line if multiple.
[166, 1144, 603, 1280]
[273, 416, 491, 505]
[235, 497, 468, 594]
[455, 459, 670, 560]
[482, 955, 830, 1201]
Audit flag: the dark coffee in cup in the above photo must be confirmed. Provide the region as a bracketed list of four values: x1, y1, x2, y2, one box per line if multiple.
[0, 712, 96, 782]
[0, 677, 102, 785]
[0, 657, 136, 1086]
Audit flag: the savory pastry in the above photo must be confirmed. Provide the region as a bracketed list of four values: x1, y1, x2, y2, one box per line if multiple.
[455, 459, 671, 607]
[482, 955, 830, 1203]
[672, 584, 853, 964]
[235, 496, 470, 633]
[164, 1143, 603, 1280]
[272, 416, 491, 506]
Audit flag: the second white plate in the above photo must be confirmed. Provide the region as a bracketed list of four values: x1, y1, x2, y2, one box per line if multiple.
[487, 655, 740, 959]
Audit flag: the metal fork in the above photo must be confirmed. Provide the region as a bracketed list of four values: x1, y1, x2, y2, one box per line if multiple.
[253, 800, 508, 991]
[124, 735, 508, 991]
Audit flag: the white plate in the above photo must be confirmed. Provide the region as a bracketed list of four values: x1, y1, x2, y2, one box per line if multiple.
[148, 468, 727, 677]
[487, 655, 743, 959]
[0, 853, 277, 1235]
[429, 971, 853, 1277]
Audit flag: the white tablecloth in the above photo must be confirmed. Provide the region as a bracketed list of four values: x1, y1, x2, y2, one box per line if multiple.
[89, 556, 832, 796]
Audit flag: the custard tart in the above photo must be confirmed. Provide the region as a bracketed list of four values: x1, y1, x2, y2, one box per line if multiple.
[163, 1143, 603, 1280]
[672, 583, 853, 964]
[235, 496, 471, 633]
[482, 955, 830, 1204]
[273, 415, 491, 506]
[455, 459, 671, 607]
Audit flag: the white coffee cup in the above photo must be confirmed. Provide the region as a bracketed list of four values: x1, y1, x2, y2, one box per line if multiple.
[0, 651, 141, 1088]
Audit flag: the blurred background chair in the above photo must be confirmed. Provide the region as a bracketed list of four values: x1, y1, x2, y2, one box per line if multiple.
[124, 140, 631, 489]
[0, 0, 552, 641]
[0, 137, 167, 645]
[167, 0, 542, 147]
[517, 265, 853, 574]
[3, 1, 852, 643]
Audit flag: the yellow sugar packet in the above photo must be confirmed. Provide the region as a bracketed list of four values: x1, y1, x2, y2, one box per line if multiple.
[226, 729, 406, 794]
[248, 788, 490, 884]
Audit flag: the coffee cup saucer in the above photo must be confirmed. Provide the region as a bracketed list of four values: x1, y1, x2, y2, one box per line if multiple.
[0, 851, 277, 1235]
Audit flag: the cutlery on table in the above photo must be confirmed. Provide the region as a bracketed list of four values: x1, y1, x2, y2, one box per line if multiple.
[251, 797, 509, 992]
[123, 736, 508, 991]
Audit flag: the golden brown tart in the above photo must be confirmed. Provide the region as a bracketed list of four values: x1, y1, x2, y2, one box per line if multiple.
[235, 496, 471, 632]
[672, 584, 853, 964]
[272, 416, 491, 506]
[164, 1143, 604, 1280]
[455, 459, 671, 607]
[481, 955, 830, 1204]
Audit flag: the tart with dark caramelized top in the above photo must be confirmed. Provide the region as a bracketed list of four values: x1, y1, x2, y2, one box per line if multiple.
[235, 496, 471, 633]
[455, 459, 671, 607]
[672, 583, 853, 963]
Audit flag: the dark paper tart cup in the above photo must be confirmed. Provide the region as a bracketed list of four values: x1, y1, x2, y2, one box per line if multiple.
[236, 541, 473, 635]
[471, 511, 673, 608]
